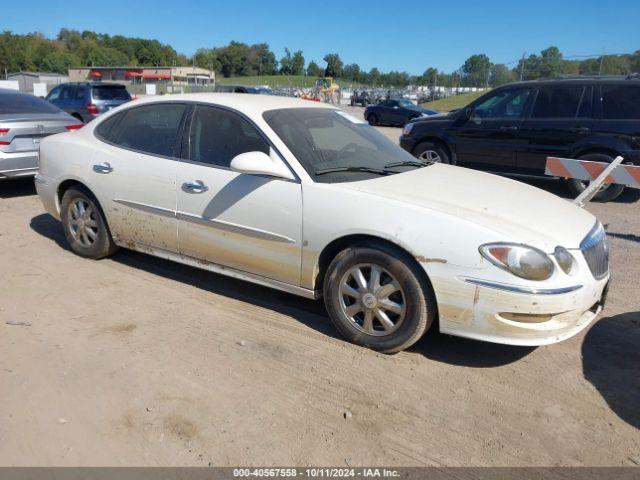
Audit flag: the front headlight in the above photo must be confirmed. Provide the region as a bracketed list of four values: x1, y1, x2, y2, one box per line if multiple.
[479, 243, 555, 281]
[553, 246, 577, 275]
[402, 123, 414, 136]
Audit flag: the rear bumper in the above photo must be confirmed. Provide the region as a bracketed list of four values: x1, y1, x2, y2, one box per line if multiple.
[0, 150, 38, 178]
[34, 173, 61, 220]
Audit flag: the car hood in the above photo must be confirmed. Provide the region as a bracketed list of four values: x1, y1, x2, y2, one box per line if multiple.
[338, 164, 596, 250]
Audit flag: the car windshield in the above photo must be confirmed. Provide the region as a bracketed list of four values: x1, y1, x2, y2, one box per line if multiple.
[263, 107, 428, 183]
[398, 99, 416, 108]
[0, 91, 62, 115]
[91, 85, 131, 101]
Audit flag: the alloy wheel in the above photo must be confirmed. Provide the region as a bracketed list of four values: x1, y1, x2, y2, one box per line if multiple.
[67, 198, 99, 247]
[338, 263, 406, 336]
[419, 150, 441, 163]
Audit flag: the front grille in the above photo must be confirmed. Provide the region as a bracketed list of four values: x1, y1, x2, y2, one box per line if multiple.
[580, 222, 609, 280]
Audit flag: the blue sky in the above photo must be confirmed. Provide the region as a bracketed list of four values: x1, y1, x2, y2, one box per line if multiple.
[4, 0, 640, 74]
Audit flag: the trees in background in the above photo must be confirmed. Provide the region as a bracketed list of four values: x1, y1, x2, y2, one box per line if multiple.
[1, 30, 639, 89]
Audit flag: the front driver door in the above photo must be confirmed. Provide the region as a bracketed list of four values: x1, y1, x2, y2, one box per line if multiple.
[450, 87, 532, 172]
[176, 104, 303, 285]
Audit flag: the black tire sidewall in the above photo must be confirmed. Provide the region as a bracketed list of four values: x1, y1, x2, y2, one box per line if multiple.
[413, 141, 450, 164]
[566, 153, 625, 202]
[60, 187, 114, 259]
[323, 246, 433, 353]
[368, 114, 378, 126]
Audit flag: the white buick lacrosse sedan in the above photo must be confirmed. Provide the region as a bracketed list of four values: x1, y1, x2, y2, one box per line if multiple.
[36, 94, 609, 352]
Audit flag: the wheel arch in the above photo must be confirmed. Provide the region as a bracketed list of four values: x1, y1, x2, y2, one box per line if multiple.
[56, 179, 114, 236]
[314, 234, 437, 304]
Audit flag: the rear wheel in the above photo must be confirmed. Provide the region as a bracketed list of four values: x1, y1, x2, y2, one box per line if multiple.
[60, 186, 118, 259]
[323, 242, 435, 353]
[413, 141, 450, 164]
[566, 152, 625, 202]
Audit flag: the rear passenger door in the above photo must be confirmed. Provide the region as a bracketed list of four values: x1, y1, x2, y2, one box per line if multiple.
[90, 103, 188, 252]
[516, 84, 593, 174]
[591, 84, 640, 156]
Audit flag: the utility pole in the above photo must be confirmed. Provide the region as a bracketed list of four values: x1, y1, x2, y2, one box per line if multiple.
[519, 52, 526, 81]
[599, 51, 605, 75]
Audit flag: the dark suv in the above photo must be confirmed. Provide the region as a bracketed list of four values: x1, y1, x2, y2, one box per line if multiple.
[46, 83, 131, 123]
[400, 76, 640, 201]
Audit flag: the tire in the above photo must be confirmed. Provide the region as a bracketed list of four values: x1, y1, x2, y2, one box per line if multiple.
[367, 114, 378, 126]
[60, 186, 118, 259]
[412, 141, 450, 164]
[566, 152, 625, 202]
[71, 113, 84, 123]
[323, 241, 435, 353]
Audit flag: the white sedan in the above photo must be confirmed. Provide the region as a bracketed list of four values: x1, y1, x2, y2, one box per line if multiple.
[35, 94, 610, 353]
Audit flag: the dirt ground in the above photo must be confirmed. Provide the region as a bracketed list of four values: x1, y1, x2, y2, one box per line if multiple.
[0, 108, 639, 466]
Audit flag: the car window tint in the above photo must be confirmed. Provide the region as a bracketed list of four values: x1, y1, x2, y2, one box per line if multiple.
[577, 86, 593, 118]
[188, 105, 269, 168]
[95, 112, 125, 142]
[113, 104, 186, 157]
[74, 86, 86, 100]
[473, 88, 531, 119]
[602, 85, 640, 119]
[60, 86, 75, 100]
[92, 85, 131, 101]
[47, 86, 62, 102]
[0, 91, 62, 114]
[532, 86, 583, 118]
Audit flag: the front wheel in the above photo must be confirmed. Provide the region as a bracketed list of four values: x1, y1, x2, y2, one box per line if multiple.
[413, 141, 450, 164]
[566, 153, 625, 202]
[323, 242, 435, 353]
[367, 114, 378, 126]
[61, 186, 118, 259]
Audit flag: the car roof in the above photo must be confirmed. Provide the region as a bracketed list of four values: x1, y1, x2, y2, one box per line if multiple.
[129, 92, 335, 115]
[500, 75, 640, 88]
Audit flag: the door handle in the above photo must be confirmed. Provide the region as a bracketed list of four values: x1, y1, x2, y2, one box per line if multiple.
[182, 180, 208, 193]
[499, 125, 519, 131]
[92, 163, 113, 174]
[570, 126, 590, 133]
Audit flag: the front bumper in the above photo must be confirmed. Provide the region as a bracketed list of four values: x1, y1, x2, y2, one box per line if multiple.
[0, 150, 38, 178]
[399, 135, 417, 154]
[427, 265, 609, 346]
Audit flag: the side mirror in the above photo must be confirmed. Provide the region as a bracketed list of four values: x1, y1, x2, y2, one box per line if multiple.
[230, 151, 295, 181]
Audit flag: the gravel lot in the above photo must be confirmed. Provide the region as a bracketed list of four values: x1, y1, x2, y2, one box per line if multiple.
[1, 106, 638, 466]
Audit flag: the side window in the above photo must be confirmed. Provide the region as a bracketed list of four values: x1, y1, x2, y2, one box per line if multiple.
[473, 88, 531, 120]
[602, 85, 640, 119]
[95, 112, 125, 142]
[188, 105, 269, 168]
[46, 86, 62, 101]
[577, 86, 593, 118]
[75, 86, 86, 100]
[112, 104, 186, 157]
[531, 86, 583, 118]
[60, 86, 75, 100]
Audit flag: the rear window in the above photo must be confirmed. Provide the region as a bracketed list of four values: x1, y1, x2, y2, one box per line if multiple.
[0, 91, 62, 115]
[91, 86, 131, 101]
[531, 86, 584, 118]
[601, 85, 640, 119]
